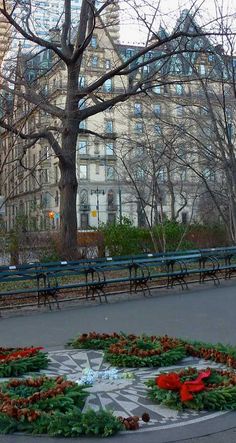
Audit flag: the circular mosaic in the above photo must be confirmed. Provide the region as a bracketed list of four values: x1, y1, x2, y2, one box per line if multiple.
[41, 349, 228, 432]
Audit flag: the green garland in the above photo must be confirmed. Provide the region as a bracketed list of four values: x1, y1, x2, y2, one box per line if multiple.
[146, 367, 236, 411]
[69, 332, 236, 369]
[68, 332, 128, 350]
[0, 376, 122, 437]
[0, 347, 48, 377]
[105, 336, 186, 367]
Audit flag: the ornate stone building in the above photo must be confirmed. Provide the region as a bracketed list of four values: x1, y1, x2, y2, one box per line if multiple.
[0, 1, 10, 67]
[1, 9, 235, 232]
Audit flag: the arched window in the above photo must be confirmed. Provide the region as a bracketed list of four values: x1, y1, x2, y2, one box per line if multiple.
[80, 189, 88, 205]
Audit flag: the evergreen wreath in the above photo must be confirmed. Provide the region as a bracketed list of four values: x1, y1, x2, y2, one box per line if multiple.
[69, 332, 236, 369]
[105, 335, 186, 367]
[69, 332, 123, 350]
[147, 367, 236, 411]
[0, 376, 122, 437]
[0, 347, 48, 377]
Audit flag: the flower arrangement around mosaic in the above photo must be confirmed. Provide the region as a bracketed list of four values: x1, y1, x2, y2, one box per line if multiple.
[0, 347, 48, 377]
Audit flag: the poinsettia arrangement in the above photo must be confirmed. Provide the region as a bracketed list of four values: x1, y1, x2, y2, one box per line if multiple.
[0, 347, 48, 377]
[147, 367, 236, 410]
[0, 375, 123, 437]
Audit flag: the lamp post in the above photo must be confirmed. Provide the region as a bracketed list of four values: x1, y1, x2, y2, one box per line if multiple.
[91, 187, 105, 226]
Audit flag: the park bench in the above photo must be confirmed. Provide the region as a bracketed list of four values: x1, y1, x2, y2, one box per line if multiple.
[1, 246, 236, 311]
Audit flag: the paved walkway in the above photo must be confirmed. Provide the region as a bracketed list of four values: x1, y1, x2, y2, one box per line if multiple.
[1, 280, 236, 442]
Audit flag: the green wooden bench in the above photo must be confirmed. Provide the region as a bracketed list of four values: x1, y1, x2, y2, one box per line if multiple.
[1, 246, 236, 311]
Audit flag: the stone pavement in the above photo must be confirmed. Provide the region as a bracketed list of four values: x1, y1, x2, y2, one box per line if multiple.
[1, 280, 236, 442]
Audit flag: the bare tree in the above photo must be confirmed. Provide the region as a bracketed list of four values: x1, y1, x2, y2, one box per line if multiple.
[115, 103, 200, 251]
[163, 50, 236, 242]
[0, 0, 234, 257]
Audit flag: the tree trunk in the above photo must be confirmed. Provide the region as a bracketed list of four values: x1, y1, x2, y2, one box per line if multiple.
[58, 64, 79, 260]
[59, 153, 78, 259]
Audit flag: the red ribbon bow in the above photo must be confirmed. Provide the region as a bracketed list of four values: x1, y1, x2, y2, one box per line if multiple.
[156, 369, 211, 402]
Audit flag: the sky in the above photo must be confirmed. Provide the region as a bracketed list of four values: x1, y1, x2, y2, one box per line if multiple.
[119, 0, 236, 44]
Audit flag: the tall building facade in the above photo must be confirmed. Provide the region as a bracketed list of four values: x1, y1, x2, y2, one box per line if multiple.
[0, 1, 10, 67]
[1, 9, 235, 232]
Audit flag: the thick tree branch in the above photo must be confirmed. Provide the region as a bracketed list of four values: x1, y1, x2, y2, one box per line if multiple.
[0, 118, 64, 159]
[61, 0, 72, 57]
[1, 84, 65, 119]
[0, 6, 69, 63]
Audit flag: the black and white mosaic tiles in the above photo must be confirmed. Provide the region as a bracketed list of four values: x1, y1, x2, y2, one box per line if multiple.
[41, 349, 228, 433]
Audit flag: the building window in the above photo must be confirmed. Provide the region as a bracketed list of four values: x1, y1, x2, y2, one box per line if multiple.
[154, 104, 161, 116]
[105, 142, 114, 155]
[78, 76, 85, 88]
[40, 192, 50, 208]
[154, 124, 162, 135]
[176, 84, 184, 95]
[158, 168, 166, 182]
[81, 213, 89, 229]
[103, 79, 112, 92]
[91, 55, 98, 67]
[105, 59, 111, 69]
[201, 106, 209, 115]
[78, 140, 87, 154]
[90, 36, 97, 48]
[126, 48, 134, 58]
[180, 169, 188, 181]
[40, 169, 49, 184]
[80, 189, 88, 205]
[174, 59, 182, 74]
[203, 168, 215, 181]
[135, 122, 143, 133]
[227, 123, 233, 142]
[107, 213, 116, 224]
[181, 211, 188, 224]
[78, 99, 86, 109]
[80, 164, 88, 179]
[199, 64, 206, 75]
[107, 189, 116, 211]
[105, 120, 113, 133]
[134, 102, 142, 116]
[176, 105, 184, 116]
[41, 146, 50, 159]
[79, 120, 87, 130]
[80, 189, 89, 210]
[106, 165, 115, 180]
[54, 164, 59, 183]
[143, 65, 149, 75]
[153, 85, 161, 94]
[136, 166, 145, 179]
[95, 162, 99, 174]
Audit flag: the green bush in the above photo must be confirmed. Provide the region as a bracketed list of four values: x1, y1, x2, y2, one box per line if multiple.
[100, 219, 194, 255]
[153, 221, 194, 252]
[100, 217, 145, 256]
